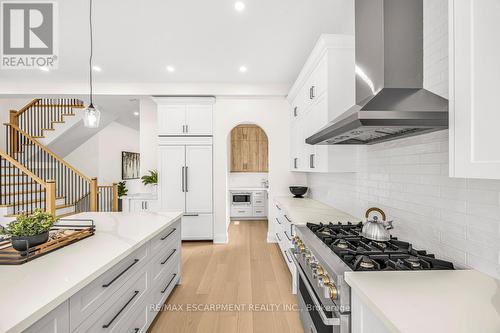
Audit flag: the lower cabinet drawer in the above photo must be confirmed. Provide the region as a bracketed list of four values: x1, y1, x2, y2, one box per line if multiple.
[150, 237, 180, 284]
[70, 244, 149, 331]
[253, 198, 265, 206]
[150, 219, 180, 254]
[150, 264, 180, 317]
[230, 206, 252, 217]
[73, 269, 150, 333]
[253, 207, 266, 217]
[116, 300, 150, 333]
[24, 301, 69, 333]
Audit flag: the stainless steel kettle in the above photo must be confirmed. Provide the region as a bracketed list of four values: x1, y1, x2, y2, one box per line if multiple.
[361, 207, 394, 241]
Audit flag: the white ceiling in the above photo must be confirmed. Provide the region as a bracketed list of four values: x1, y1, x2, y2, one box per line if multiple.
[0, 0, 354, 95]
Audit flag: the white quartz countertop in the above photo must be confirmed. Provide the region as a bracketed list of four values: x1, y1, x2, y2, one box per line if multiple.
[274, 196, 359, 225]
[345, 270, 500, 333]
[0, 211, 182, 333]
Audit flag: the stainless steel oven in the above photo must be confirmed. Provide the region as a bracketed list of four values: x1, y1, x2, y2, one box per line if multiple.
[231, 192, 252, 205]
[291, 249, 350, 333]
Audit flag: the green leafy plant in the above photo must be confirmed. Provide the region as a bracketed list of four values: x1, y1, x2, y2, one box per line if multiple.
[117, 181, 128, 197]
[141, 170, 158, 186]
[0, 210, 55, 237]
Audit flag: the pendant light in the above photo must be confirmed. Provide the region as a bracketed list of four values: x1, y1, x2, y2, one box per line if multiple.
[83, 0, 101, 128]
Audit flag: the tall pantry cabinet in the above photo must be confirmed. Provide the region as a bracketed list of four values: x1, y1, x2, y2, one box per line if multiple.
[154, 97, 214, 240]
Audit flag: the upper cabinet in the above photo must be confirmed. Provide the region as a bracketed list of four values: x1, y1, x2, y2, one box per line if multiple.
[449, 0, 500, 179]
[287, 34, 358, 173]
[155, 97, 215, 136]
[230, 125, 268, 172]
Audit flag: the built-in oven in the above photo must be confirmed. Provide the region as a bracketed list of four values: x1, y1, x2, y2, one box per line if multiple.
[291, 250, 350, 333]
[231, 192, 252, 205]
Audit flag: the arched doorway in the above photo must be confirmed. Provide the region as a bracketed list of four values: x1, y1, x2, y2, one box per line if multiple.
[227, 124, 269, 235]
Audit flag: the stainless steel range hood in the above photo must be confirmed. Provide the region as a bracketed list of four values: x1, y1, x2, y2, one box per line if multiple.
[306, 0, 448, 145]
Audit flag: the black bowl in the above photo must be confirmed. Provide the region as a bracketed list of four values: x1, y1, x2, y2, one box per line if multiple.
[11, 231, 49, 252]
[289, 186, 308, 198]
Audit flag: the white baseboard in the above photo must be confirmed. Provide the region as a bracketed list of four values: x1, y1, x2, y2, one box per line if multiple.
[213, 232, 228, 244]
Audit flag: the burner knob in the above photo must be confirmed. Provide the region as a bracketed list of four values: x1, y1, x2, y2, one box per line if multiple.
[298, 244, 306, 253]
[324, 282, 339, 301]
[318, 274, 330, 287]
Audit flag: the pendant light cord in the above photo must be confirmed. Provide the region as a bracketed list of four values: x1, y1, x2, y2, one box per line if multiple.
[89, 0, 94, 105]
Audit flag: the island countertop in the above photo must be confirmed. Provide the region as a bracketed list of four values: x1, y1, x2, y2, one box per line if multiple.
[345, 269, 500, 333]
[0, 211, 183, 333]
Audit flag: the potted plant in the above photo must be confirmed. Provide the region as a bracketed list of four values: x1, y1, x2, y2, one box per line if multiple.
[117, 181, 128, 212]
[1, 210, 55, 251]
[141, 170, 158, 187]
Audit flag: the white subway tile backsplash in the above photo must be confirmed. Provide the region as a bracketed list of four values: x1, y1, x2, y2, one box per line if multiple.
[307, 132, 500, 279]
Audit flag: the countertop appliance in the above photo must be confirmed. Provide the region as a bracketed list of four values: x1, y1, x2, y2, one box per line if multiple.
[291, 221, 454, 333]
[231, 192, 252, 205]
[306, 0, 448, 146]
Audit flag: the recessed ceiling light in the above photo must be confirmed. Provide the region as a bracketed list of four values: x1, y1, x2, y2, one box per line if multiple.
[239, 66, 248, 73]
[166, 65, 175, 72]
[234, 1, 245, 12]
[92, 66, 102, 72]
[39, 66, 50, 72]
[133, 111, 139, 116]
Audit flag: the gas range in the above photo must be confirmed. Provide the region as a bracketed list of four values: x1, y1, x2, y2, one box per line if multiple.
[290, 222, 455, 333]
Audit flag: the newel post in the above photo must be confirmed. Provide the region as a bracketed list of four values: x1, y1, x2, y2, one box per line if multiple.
[112, 183, 119, 212]
[9, 110, 18, 154]
[90, 177, 98, 212]
[45, 180, 56, 216]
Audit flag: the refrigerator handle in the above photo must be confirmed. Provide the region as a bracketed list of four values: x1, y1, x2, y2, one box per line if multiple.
[185, 166, 188, 192]
[181, 166, 185, 192]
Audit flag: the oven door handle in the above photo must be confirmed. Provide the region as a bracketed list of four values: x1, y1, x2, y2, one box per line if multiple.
[290, 251, 340, 326]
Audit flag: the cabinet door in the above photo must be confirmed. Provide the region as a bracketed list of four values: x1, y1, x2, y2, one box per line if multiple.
[185, 145, 212, 213]
[450, 0, 500, 179]
[24, 301, 69, 333]
[240, 140, 251, 171]
[258, 138, 269, 172]
[158, 146, 186, 211]
[186, 105, 213, 135]
[231, 138, 243, 172]
[157, 105, 186, 135]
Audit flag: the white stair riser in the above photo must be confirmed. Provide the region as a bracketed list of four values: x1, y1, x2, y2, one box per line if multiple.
[5, 197, 66, 215]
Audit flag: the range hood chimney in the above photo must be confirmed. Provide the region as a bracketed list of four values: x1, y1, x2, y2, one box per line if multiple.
[306, 0, 448, 145]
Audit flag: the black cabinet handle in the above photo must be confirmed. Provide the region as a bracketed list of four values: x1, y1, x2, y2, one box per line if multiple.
[161, 228, 176, 241]
[275, 204, 281, 210]
[161, 249, 176, 265]
[293, 106, 298, 117]
[310, 154, 315, 169]
[284, 231, 292, 241]
[102, 259, 139, 288]
[284, 215, 292, 223]
[294, 158, 298, 169]
[284, 251, 292, 263]
[275, 233, 281, 241]
[102, 290, 139, 328]
[134, 329, 140, 333]
[161, 274, 177, 294]
[275, 217, 282, 225]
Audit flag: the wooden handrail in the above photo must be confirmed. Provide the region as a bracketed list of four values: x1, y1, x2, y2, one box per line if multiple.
[5, 123, 93, 183]
[11, 99, 40, 118]
[0, 150, 46, 186]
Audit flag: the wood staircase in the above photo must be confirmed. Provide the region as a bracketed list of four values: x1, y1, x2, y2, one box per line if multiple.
[1, 99, 118, 224]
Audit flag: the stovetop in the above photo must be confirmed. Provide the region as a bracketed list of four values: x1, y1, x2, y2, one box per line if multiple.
[307, 222, 455, 271]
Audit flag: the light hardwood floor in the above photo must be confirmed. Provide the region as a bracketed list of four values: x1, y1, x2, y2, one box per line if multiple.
[149, 220, 304, 333]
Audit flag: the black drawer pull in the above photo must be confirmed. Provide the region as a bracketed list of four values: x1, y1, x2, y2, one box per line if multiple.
[161, 228, 176, 241]
[134, 329, 139, 333]
[102, 290, 139, 328]
[275, 233, 281, 242]
[284, 231, 292, 241]
[284, 215, 292, 222]
[161, 249, 177, 265]
[102, 259, 139, 288]
[275, 204, 281, 210]
[275, 217, 282, 225]
[161, 274, 177, 294]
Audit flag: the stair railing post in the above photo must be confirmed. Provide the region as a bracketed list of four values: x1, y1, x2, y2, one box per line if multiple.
[112, 183, 119, 212]
[9, 110, 18, 154]
[90, 177, 98, 212]
[45, 180, 56, 216]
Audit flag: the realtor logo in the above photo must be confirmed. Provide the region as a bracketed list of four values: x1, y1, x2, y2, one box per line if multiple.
[1, 1, 58, 69]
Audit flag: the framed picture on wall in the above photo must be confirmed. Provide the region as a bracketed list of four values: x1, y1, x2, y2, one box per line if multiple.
[122, 151, 140, 180]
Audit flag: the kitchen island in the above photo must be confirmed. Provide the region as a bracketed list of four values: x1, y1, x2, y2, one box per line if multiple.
[0, 211, 182, 333]
[346, 270, 500, 333]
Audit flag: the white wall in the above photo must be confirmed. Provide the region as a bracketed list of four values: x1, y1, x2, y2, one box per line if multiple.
[213, 97, 306, 243]
[228, 173, 268, 189]
[139, 97, 158, 175]
[66, 121, 140, 185]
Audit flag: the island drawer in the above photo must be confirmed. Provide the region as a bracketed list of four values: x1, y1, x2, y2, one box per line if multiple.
[24, 301, 69, 333]
[117, 300, 150, 333]
[73, 269, 150, 333]
[150, 219, 180, 255]
[149, 263, 180, 321]
[149, 235, 180, 284]
[69, 244, 149, 331]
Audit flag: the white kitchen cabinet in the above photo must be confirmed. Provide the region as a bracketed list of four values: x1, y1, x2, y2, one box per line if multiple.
[122, 197, 159, 212]
[24, 301, 69, 333]
[155, 97, 214, 136]
[158, 137, 213, 240]
[449, 0, 500, 179]
[351, 289, 390, 333]
[288, 34, 358, 173]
